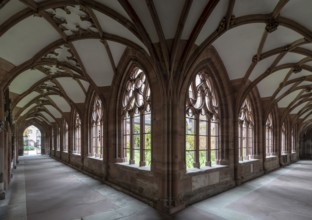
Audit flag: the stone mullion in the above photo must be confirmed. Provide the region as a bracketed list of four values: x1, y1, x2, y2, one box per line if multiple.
[246, 123, 250, 159]
[269, 127, 272, 156]
[270, 127, 273, 156]
[129, 116, 134, 164]
[120, 117, 126, 161]
[216, 121, 221, 164]
[90, 122, 94, 157]
[100, 119, 103, 158]
[96, 120, 100, 157]
[265, 127, 268, 156]
[194, 114, 200, 168]
[206, 118, 211, 166]
[239, 121, 243, 161]
[139, 112, 145, 166]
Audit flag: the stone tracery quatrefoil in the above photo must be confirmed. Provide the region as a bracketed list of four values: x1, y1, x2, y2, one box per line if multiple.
[43, 45, 81, 68]
[42, 65, 66, 75]
[46, 5, 98, 36]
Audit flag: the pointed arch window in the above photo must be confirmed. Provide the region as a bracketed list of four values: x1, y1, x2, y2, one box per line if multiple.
[121, 67, 151, 167]
[281, 123, 287, 155]
[291, 128, 295, 153]
[63, 120, 68, 152]
[51, 127, 55, 150]
[238, 98, 254, 161]
[185, 72, 220, 169]
[265, 113, 273, 157]
[56, 126, 60, 151]
[90, 96, 103, 158]
[73, 113, 81, 155]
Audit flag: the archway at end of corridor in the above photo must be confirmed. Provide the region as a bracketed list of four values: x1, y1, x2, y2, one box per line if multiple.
[23, 125, 42, 156]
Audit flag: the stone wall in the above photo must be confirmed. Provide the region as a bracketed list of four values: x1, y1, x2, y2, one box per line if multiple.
[182, 167, 235, 205]
[264, 157, 279, 172]
[83, 158, 103, 177]
[236, 160, 264, 184]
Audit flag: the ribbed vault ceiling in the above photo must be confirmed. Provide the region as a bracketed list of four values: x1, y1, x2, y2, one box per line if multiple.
[1, 0, 312, 131]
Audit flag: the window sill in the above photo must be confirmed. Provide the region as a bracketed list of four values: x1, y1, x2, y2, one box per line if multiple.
[239, 158, 259, 164]
[186, 164, 227, 174]
[88, 156, 103, 161]
[116, 162, 151, 171]
[265, 155, 277, 159]
[72, 153, 81, 156]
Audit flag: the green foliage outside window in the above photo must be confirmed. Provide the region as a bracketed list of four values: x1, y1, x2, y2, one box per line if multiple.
[24, 146, 35, 151]
[127, 119, 151, 166]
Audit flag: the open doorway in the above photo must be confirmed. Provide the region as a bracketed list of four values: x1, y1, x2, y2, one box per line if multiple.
[23, 125, 41, 155]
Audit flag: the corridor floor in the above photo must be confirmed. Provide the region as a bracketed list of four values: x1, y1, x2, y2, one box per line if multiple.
[0, 156, 312, 220]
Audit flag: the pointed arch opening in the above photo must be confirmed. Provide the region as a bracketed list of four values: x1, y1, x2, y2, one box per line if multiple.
[185, 71, 220, 169]
[281, 123, 287, 155]
[265, 113, 274, 157]
[73, 112, 81, 155]
[120, 67, 152, 167]
[23, 125, 41, 155]
[238, 98, 254, 161]
[89, 95, 104, 159]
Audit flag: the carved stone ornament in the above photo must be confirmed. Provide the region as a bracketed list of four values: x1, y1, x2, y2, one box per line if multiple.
[293, 65, 302, 73]
[46, 5, 99, 36]
[283, 45, 290, 51]
[252, 55, 259, 63]
[42, 65, 66, 75]
[217, 15, 235, 33]
[42, 45, 81, 69]
[43, 80, 57, 88]
[265, 18, 279, 33]
[229, 15, 236, 26]
[217, 17, 226, 32]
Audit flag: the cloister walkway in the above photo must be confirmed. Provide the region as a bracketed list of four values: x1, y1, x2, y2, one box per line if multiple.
[0, 155, 312, 220]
